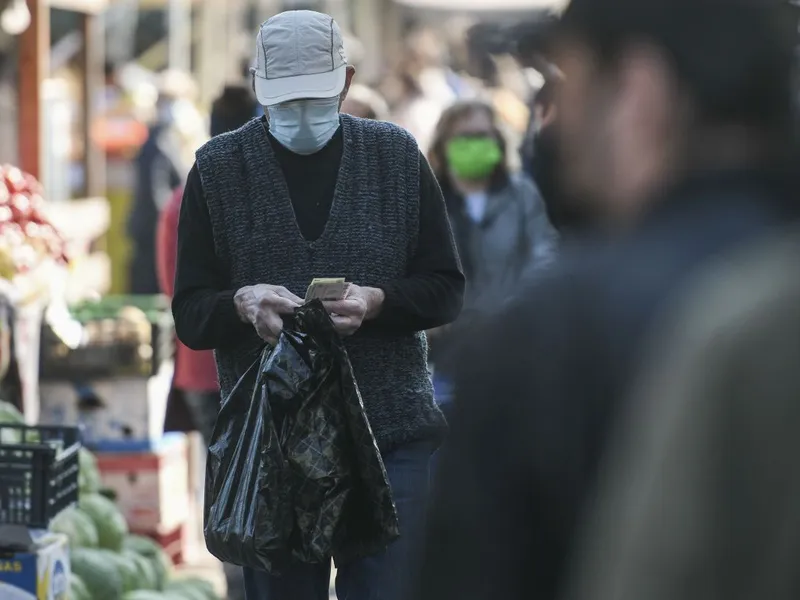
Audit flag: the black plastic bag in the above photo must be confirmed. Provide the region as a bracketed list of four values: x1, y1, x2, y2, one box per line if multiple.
[204, 301, 399, 573]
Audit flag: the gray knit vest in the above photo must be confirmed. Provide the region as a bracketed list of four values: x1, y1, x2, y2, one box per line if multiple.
[195, 114, 445, 452]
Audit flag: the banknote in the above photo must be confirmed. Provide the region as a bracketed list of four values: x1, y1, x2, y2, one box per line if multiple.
[305, 278, 351, 302]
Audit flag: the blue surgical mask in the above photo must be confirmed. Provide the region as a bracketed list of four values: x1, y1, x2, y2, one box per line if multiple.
[267, 97, 340, 155]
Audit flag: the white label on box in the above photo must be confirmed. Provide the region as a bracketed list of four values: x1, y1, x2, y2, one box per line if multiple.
[38, 363, 173, 444]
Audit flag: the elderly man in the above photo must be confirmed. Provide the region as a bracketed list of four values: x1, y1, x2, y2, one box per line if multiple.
[172, 10, 464, 600]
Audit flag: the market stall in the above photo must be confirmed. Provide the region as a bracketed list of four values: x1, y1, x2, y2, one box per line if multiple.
[1, 4, 224, 598]
[3, 0, 112, 420]
[0, 403, 220, 600]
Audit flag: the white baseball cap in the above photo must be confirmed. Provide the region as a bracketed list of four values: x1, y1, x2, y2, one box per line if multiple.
[252, 10, 348, 106]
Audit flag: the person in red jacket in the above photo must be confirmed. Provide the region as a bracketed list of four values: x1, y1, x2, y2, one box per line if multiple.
[157, 187, 220, 439]
[158, 187, 246, 600]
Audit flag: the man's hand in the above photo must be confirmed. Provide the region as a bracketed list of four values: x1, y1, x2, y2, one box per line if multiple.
[234, 284, 303, 345]
[323, 285, 384, 336]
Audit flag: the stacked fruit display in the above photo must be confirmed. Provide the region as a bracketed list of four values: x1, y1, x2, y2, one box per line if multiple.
[0, 401, 220, 600]
[0, 164, 68, 301]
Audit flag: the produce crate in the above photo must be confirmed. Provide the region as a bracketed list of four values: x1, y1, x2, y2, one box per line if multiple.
[132, 522, 188, 566]
[0, 424, 80, 529]
[39, 294, 174, 381]
[95, 433, 190, 532]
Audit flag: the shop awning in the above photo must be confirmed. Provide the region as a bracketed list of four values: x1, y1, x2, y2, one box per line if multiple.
[47, 0, 108, 14]
[394, 0, 567, 10]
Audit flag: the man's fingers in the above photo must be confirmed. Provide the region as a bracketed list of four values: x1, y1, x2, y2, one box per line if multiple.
[331, 315, 358, 336]
[254, 311, 283, 344]
[275, 287, 304, 305]
[267, 295, 302, 315]
[323, 299, 361, 317]
[254, 322, 278, 346]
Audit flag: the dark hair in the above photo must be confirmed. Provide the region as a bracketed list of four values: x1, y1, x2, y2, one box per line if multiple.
[239, 58, 253, 81]
[210, 86, 258, 137]
[556, 0, 797, 134]
[428, 100, 509, 196]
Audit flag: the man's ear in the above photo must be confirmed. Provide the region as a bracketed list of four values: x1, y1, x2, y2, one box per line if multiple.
[342, 65, 356, 101]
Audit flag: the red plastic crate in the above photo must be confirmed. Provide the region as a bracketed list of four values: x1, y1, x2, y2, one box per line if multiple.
[132, 522, 188, 565]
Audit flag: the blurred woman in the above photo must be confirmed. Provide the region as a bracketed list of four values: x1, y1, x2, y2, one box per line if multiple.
[427, 100, 557, 411]
[158, 187, 246, 600]
[341, 84, 390, 120]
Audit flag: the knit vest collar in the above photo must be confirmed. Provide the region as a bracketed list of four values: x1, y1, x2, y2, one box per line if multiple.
[252, 114, 358, 247]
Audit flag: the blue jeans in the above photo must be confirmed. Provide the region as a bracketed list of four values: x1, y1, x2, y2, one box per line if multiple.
[431, 373, 454, 475]
[242, 440, 436, 600]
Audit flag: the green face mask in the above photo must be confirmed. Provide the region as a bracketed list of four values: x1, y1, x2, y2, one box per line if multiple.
[445, 136, 503, 180]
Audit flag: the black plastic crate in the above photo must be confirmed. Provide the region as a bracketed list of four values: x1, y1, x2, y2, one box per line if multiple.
[0, 424, 80, 528]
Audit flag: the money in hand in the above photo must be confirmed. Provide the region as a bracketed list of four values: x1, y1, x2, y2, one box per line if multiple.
[305, 278, 351, 302]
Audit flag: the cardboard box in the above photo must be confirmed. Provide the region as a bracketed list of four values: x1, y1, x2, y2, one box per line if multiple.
[95, 433, 190, 532]
[0, 532, 70, 600]
[38, 364, 173, 449]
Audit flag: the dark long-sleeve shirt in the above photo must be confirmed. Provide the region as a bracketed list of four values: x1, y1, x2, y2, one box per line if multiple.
[416, 170, 796, 600]
[173, 123, 464, 351]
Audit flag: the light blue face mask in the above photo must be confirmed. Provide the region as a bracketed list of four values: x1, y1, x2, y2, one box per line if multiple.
[267, 97, 341, 155]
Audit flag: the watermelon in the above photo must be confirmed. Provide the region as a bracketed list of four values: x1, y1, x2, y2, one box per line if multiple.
[79, 493, 129, 552]
[79, 448, 102, 495]
[48, 506, 98, 549]
[123, 549, 159, 590]
[69, 573, 92, 600]
[164, 577, 219, 600]
[101, 550, 141, 593]
[123, 592, 176, 600]
[70, 547, 124, 600]
[122, 535, 173, 590]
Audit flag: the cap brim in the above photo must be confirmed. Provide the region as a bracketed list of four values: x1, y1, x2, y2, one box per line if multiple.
[254, 64, 347, 106]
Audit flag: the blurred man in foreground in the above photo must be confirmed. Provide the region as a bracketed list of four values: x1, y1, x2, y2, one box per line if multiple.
[417, 1, 798, 599]
[568, 228, 800, 600]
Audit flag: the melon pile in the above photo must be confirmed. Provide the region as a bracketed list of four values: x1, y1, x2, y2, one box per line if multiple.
[0, 400, 219, 600]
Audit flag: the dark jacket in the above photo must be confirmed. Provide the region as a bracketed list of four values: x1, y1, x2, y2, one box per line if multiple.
[128, 124, 183, 294]
[416, 168, 798, 600]
[568, 227, 800, 600]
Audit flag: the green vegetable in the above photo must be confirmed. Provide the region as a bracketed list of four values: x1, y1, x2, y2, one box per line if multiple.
[0, 399, 24, 423]
[79, 493, 129, 552]
[79, 448, 102, 495]
[0, 400, 24, 444]
[48, 505, 98, 549]
[164, 577, 219, 600]
[70, 547, 124, 600]
[122, 534, 173, 590]
[69, 573, 92, 600]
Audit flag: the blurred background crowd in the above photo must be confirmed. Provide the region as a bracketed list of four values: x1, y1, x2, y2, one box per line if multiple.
[0, 0, 567, 303]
